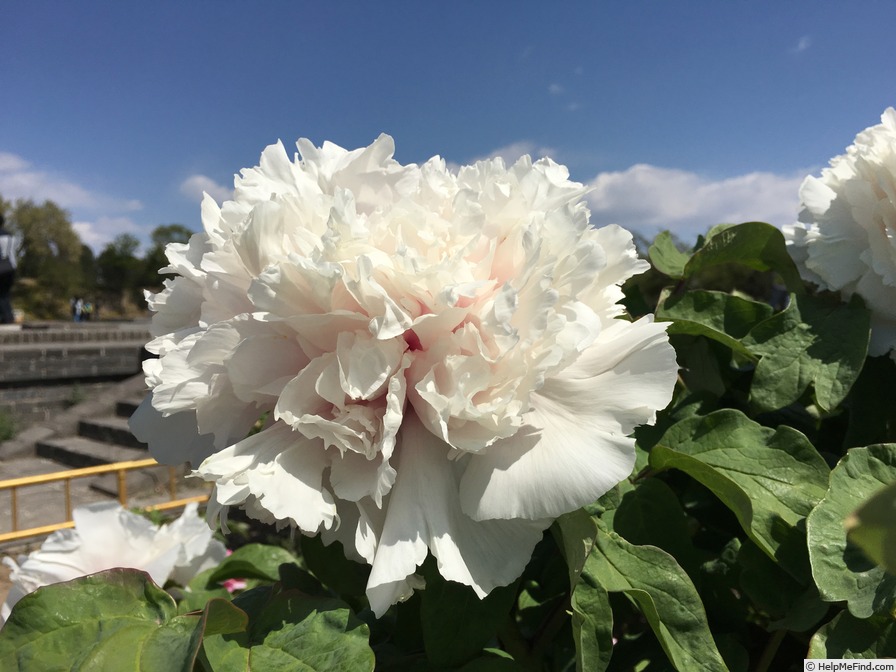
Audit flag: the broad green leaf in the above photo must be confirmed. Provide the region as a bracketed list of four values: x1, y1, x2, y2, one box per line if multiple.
[807, 444, 896, 617]
[650, 409, 829, 580]
[744, 293, 870, 412]
[648, 230, 690, 278]
[683, 221, 803, 291]
[420, 571, 518, 668]
[300, 534, 370, 599]
[555, 510, 612, 672]
[673, 336, 727, 396]
[589, 519, 729, 672]
[847, 481, 896, 575]
[0, 569, 225, 672]
[612, 477, 702, 579]
[737, 541, 827, 632]
[207, 543, 299, 584]
[808, 611, 896, 659]
[203, 587, 375, 671]
[657, 289, 772, 359]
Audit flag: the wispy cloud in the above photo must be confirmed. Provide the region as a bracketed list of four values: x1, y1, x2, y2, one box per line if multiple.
[0, 151, 142, 212]
[585, 164, 806, 240]
[792, 35, 811, 53]
[179, 174, 232, 204]
[548, 83, 564, 96]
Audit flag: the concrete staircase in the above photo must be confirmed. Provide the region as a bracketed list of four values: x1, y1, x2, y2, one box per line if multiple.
[0, 324, 209, 543]
[34, 390, 180, 499]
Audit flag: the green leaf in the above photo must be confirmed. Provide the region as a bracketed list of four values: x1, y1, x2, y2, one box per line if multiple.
[555, 510, 612, 672]
[299, 534, 370, 599]
[683, 221, 803, 291]
[589, 519, 729, 672]
[650, 409, 829, 580]
[737, 541, 827, 632]
[648, 230, 690, 278]
[808, 611, 896, 659]
[847, 481, 896, 575]
[207, 543, 299, 584]
[744, 293, 871, 412]
[612, 477, 702, 579]
[0, 569, 208, 672]
[807, 444, 896, 617]
[657, 289, 772, 359]
[420, 571, 518, 668]
[178, 587, 233, 615]
[203, 587, 375, 671]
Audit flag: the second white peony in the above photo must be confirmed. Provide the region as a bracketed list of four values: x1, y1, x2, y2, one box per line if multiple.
[1, 502, 226, 625]
[130, 135, 679, 616]
[785, 108, 896, 360]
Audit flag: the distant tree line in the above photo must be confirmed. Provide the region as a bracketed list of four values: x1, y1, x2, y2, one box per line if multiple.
[0, 194, 193, 320]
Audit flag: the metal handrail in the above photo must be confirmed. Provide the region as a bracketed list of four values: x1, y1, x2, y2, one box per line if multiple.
[0, 458, 209, 543]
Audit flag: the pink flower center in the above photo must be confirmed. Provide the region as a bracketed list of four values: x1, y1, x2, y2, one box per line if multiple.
[403, 328, 423, 351]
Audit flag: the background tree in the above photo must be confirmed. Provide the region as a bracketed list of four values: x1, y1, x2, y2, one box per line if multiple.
[141, 223, 193, 291]
[97, 233, 143, 313]
[6, 198, 87, 318]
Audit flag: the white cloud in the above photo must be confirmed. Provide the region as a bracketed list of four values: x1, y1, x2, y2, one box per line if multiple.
[792, 35, 811, 53]
[548, 83, 564, 95]
[585, 164, 805, 241]
[180, 174, 232, 204]
[0, 152, 141, 212]
[73, 216, 143, 253]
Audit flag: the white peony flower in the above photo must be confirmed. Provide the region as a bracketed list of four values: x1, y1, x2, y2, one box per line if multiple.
[785, 108, 896, 359]
[0, 502, 226, 624]
[130, 134, 679, 616]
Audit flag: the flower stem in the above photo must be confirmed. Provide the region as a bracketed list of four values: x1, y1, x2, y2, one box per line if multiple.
[755, 629, 786, 672]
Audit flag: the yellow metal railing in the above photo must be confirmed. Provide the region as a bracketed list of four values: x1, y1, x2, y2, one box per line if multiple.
[0, 458, 209, 543]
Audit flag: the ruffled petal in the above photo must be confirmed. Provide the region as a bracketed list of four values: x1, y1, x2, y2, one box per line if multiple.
[366, 412, 548, 617]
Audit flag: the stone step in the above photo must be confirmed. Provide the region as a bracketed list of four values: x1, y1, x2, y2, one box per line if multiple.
[36, 436, 148, 469]
[77, 415, 147, 450]
[115, 396, 146, 420]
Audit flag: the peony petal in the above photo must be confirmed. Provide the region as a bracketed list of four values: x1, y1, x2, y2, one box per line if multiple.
[129, 395, 216, 467]
[198, 423, 337, 533]
[366, 412, 547, 617]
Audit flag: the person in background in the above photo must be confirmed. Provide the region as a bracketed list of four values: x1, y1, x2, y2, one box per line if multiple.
[71, 297, 84, 322]
[0, 213, 17, 324]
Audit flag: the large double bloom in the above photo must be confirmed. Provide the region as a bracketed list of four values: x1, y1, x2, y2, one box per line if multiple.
[786, 108, 896, 360]
[131, 135, 678, 615]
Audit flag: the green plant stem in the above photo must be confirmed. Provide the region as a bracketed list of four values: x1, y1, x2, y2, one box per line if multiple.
[755, 629, 786, 672]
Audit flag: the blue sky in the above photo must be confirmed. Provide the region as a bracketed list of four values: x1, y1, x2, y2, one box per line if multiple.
[2, 2, 896, 252]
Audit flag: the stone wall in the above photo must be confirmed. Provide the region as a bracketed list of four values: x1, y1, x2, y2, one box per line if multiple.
[0, 324, 151, 427]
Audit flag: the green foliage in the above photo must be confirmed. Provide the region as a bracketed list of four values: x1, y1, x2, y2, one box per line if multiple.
[5, 198, 89, 318]
[846, 480, 896, 576]
[807, 445, 896, 618]
[0, 410, 16, 441]
[3, 222, 896, 669]
[651, 410, 829, 579]
[0, 191, 194, 319]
